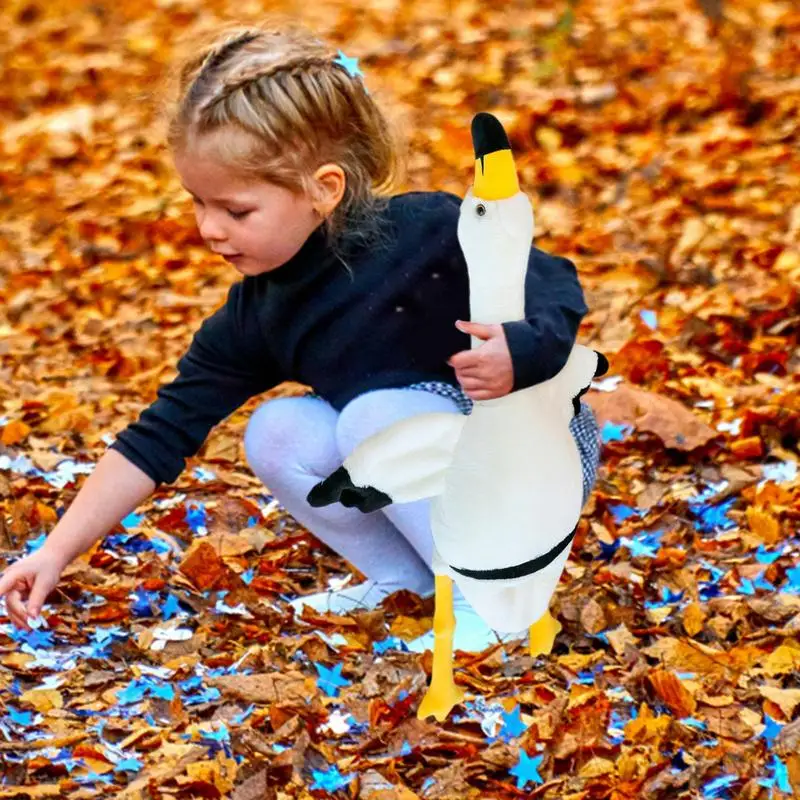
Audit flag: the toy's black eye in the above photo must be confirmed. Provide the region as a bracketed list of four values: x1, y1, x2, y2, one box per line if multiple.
[475, 203, 486, 217]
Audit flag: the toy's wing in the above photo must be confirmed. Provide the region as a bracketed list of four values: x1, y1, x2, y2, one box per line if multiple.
[307, 412, 468, 512]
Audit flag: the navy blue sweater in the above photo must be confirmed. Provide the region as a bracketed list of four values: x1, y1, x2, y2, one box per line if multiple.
[110, 190, 589, 486]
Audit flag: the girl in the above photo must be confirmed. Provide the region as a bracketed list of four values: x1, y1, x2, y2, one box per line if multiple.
[0, 22, 601, 651]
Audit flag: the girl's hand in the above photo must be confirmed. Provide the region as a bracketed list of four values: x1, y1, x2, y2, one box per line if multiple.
[447, 319, 514, 400]
[0, 550, 65, 632]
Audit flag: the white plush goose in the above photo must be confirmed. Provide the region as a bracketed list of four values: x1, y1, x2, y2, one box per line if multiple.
[308, 112, 608, 721]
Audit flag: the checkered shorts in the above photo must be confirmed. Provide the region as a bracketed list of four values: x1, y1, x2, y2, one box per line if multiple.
[308, 381, 602, 505]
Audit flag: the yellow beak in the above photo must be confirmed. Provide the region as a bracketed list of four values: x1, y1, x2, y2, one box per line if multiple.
[471, 112, 520, 201]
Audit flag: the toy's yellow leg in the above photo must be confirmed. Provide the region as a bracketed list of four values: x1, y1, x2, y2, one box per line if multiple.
[529, 610, 562, 658]
[417, 575, 465, 722]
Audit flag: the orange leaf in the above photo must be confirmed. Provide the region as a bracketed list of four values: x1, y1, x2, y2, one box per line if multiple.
[682, 603, 707, 637]
[1, 419, 31, 446]
[731, 436, 764, 459]
[746, 506, 781, 544]
[648, 669, 697, 717]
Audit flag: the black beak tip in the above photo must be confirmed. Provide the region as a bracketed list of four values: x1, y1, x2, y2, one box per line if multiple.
[471, 112, 511, 159]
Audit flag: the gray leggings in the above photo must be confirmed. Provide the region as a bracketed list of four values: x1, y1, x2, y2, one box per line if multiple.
[243, 389, 600, 598]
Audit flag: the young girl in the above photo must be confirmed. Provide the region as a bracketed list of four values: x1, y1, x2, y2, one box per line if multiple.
[0, 22, 601, 651]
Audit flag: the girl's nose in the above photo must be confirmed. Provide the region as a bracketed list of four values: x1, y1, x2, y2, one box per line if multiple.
[197, 211, 227, 243]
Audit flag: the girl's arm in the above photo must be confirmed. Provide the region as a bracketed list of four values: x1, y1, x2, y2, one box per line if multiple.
[500, 250, 589, 392]
[109, 279, 283, 487]
[40, 449, 156, 570]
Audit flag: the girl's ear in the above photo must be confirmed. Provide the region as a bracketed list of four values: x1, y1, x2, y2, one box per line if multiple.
[312, 163, 346, 216]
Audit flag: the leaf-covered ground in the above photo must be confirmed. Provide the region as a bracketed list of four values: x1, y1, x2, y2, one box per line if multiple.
[1, 0, 799, 797]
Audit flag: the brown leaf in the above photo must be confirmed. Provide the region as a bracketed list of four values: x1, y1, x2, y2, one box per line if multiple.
[206, 672, 310, 705]
[586, 384, 719, 450]
[580, 597, 607, 634]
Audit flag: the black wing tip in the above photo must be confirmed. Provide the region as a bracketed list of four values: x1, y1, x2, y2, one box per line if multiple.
[307, 466, 393, 513]
[594, 351, 610, 377]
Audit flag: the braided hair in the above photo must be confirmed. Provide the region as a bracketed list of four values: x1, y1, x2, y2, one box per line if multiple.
[162, 20, 405, 266]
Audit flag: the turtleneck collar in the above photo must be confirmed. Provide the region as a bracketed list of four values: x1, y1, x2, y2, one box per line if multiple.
[262, 222, 332, 284]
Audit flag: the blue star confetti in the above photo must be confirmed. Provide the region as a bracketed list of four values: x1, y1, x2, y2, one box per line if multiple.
[310, 763, 354, 792]
[640, 309, 658, 330]
[373, 636, 408, 654]
[185, 502, 207, 534]
[759, 754, 792, 795]
[601, 421, 634, 443]
[314, 662, 351, 697]
[609, 503, 640, 524]
[702, 774, 737, 798]
[487, 705, 528, 743]
[120, 512, 144, 529]
[620, 528, 664, 558]
[756, 544, 782, 564]
[689, 495, 737, 534]
[160, 593, 182, 620]
[760, 714, 784, 747]
[782, 565, 800, 594]
[509, 751, 544, 790]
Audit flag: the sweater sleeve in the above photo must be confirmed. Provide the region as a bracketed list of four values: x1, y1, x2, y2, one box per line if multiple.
[109, 280, 282, 486]
[501, 250, 589, 392]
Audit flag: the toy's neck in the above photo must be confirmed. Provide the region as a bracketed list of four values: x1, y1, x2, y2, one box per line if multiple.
[464, 243, 529, 333]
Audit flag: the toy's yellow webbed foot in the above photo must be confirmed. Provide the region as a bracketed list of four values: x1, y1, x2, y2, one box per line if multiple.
[417, 575, 465, 722]
[529, 610, 562, 658]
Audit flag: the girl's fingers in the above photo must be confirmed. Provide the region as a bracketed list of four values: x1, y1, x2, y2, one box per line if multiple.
[455, 367, 484, 380]
[466, 389, 497, 401]
[457, 377, 485, 391]
[5, 587, 29, 630]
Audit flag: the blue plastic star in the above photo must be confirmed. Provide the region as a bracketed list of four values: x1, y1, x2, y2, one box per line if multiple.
[498, 706, 528, 742]
[640, 309, 658, 330]
[114, 757, 142, 773]
[739, 578, 755, 596]
[120, 512, 144, 529]
[782, 565, 800, 593]
[691, 497, 737, 534]
[601, 421, 634, 443]
[117, 681, 147, 706]
[310, 763, 354, 792]
[759, 754, 793, 795]
[756, 545, 781, 564]
[314, 662, 351, 697]
[25, 532, 47, 553]
[8, 707, 34, 726]
[185, 502, 207, 533]
[373, 636, 408, 654]
[161, 593, 181, 620]
[609, 503, 639, 524]
[760, 713, 784, 747]
[703, 774, 737, 798]
[509, 751, 544, 790]
[334, 50, 363, 79]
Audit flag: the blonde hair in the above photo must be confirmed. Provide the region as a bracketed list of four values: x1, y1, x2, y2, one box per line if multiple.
[159, 20, 406, 266]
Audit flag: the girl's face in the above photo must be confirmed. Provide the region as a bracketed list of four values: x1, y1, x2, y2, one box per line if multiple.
[173, 148, 322, 277]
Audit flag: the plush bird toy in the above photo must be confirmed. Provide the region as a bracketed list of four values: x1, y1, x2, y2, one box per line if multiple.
[308, 112, 608, 722]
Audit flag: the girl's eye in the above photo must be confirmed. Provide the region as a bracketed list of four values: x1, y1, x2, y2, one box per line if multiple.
[190, 198, 250, 221]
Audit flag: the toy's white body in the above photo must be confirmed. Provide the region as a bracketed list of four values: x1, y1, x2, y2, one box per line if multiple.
[342, 187, 599, 632]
